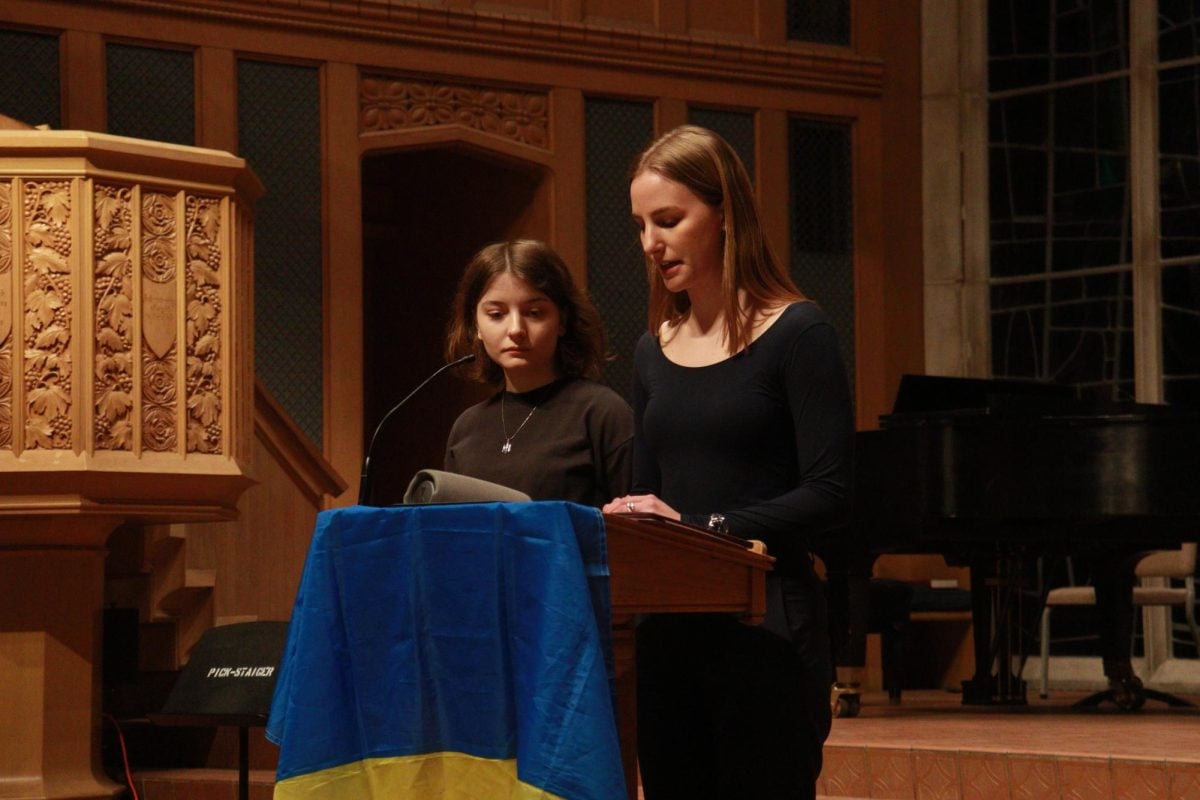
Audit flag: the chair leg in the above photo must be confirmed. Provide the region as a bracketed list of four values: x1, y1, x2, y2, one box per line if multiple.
[1040, 605, 1051, 699]
[1185, 578, 1200, 656]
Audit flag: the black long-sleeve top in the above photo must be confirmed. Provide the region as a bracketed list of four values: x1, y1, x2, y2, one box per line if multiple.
[445, 377, 633, 507]
[631, 302, 853, 573]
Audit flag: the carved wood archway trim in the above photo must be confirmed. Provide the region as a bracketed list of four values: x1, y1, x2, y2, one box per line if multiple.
[360, 74, 550, 153]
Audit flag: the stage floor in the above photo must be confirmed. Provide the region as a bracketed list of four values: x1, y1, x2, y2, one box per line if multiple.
[134, 687, 1200, 800]
[820, 687, 1200, 799]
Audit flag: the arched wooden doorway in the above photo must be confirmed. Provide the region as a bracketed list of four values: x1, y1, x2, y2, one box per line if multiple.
[361, 144, 550, 505]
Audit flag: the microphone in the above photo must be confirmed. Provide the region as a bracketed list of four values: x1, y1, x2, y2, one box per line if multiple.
[358, 353, 476, 506]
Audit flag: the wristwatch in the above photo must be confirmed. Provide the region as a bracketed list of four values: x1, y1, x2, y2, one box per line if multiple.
[706, 513, 729, 533]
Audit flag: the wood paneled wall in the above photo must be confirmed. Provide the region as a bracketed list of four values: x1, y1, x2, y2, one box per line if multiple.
[0, 0, 926, 627]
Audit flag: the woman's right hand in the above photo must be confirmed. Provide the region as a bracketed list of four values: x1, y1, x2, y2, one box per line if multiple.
[602, 494, 682, 520]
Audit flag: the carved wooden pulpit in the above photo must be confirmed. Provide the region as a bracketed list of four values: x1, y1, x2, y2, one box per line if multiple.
[0, 128, 261, 799]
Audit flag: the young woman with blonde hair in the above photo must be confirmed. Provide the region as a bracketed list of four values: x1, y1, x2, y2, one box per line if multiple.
[605, 126, 853, 799]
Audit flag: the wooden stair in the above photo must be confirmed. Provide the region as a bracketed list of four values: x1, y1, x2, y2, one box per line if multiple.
[105, 523, 218, 671]
[135, 767, 276, 800]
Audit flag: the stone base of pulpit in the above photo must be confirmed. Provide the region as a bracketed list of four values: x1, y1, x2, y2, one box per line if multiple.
[0, 520, 121, 800]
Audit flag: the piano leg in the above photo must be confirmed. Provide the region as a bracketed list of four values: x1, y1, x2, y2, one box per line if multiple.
[961, 557, 1027, 705]
[830, 572, 868, 718]
[823, 544, 872, 717]
[1071, 552, 1195, 710]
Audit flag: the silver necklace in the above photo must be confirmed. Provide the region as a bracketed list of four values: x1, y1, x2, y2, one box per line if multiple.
[500, 393, 538, 454]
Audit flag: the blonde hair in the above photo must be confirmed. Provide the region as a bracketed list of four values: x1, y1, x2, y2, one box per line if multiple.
[445, 239, 607, 386]
[632, 125, 804, 354]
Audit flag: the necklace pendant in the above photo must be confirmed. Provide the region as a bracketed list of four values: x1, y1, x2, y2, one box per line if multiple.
[501, 441, 512, 454]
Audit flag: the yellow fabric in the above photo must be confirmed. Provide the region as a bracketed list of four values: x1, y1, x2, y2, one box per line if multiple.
[273, 751, 569, 800]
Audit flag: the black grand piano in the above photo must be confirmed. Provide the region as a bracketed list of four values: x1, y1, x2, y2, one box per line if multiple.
[831, 374, 1200, 707]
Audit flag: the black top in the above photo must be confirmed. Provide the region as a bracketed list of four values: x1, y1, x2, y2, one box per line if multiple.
[632, 302, 853, 569]
[445, 377, 634, 507]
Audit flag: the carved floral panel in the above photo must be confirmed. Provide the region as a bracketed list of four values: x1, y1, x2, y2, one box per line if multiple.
[141, 191, 178, 452]
[22, 179, 73, 450]
[0, 180, 11, 449]
[184, 194, 221, 454]
[93, 183, 135, 450]
[360, 75, 549, 149]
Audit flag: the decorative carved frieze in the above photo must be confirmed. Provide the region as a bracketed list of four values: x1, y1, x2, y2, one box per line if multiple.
[93, 183, 134, 451]
[0, 180, 11, 449]
[141, 191, 178, 452]
[361, 76, 549, 149]
[22, 179, 73, 450]
[184, 195, 222, 454]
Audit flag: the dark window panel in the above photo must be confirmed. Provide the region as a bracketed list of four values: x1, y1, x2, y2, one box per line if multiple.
[989, 0, 1050, 92]
[1052, 80, 1128, 152]
[990, 0, 1127, 91]
[989, 0, 1050, 56]
[1159, 65, 1200, 262]
[1162, 263, 1200, 406]
[106, 43, 194, 145]
[1158, 0, 1200, 62]
[990, 93, 1048, 147]
[585, 98, 653, 402]
[1159, 65, 1198, 156]
[991, 240, 1049, 279]
[991, 281, 1049, 378]
[688, 107, 755, 179]
[991, 272, 1133, 400]
[1009, 148, 1050, 217]
[789, 117, 854, 404]
[1094, 79, 1130, 152]
[786, 0, 849, 46]
[990, 79, 1130, 280]
[239, 60, 323, 445]
[0, 28, 60, 128]
[1054, 0, 1127, 82]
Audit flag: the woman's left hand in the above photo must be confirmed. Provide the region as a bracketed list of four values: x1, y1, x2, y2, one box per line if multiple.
[602, 493, 681, 520]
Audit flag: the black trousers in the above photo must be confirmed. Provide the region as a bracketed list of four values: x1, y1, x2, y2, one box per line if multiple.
[636, 571, 832, 800]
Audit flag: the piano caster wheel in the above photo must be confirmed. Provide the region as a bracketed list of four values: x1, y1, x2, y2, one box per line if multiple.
[1109, 676, 1146, 712]
[835, 693, 860, 718]
[830, 683, 861, 718]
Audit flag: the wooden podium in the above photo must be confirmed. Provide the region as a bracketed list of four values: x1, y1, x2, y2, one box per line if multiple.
[603, 513, 773, 800]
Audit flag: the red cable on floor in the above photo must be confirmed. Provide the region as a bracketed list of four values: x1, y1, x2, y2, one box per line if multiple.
[102, 713, 140, 800]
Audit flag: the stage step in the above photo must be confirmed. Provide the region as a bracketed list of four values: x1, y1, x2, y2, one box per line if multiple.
[133, 687, 1200, 800]
[136, 767, 275, 800]
[818, 689, 1200, 800]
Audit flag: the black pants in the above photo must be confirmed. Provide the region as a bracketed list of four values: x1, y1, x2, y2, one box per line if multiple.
[636, 572, 831, 800]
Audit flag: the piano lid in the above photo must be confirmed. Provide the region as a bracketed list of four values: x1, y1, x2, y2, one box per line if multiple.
[890, 374, 1078, 414]
[883, 374, 1194, 425]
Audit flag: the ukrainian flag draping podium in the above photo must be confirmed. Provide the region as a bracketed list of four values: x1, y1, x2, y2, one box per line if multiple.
[266, 502, 772, 800]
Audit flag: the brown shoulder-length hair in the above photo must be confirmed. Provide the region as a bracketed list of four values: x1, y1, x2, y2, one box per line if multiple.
[632, 125, 804, 354]
[445, 239, 608, 386]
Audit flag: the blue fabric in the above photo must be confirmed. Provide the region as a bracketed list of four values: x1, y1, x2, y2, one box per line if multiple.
[266, 502, 625, 799]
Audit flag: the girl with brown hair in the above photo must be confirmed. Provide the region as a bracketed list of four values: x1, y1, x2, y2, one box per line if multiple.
[444, 239, 632, 507]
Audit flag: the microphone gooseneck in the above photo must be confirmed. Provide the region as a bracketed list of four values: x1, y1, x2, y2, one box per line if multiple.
[358, 353, 476, 506]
